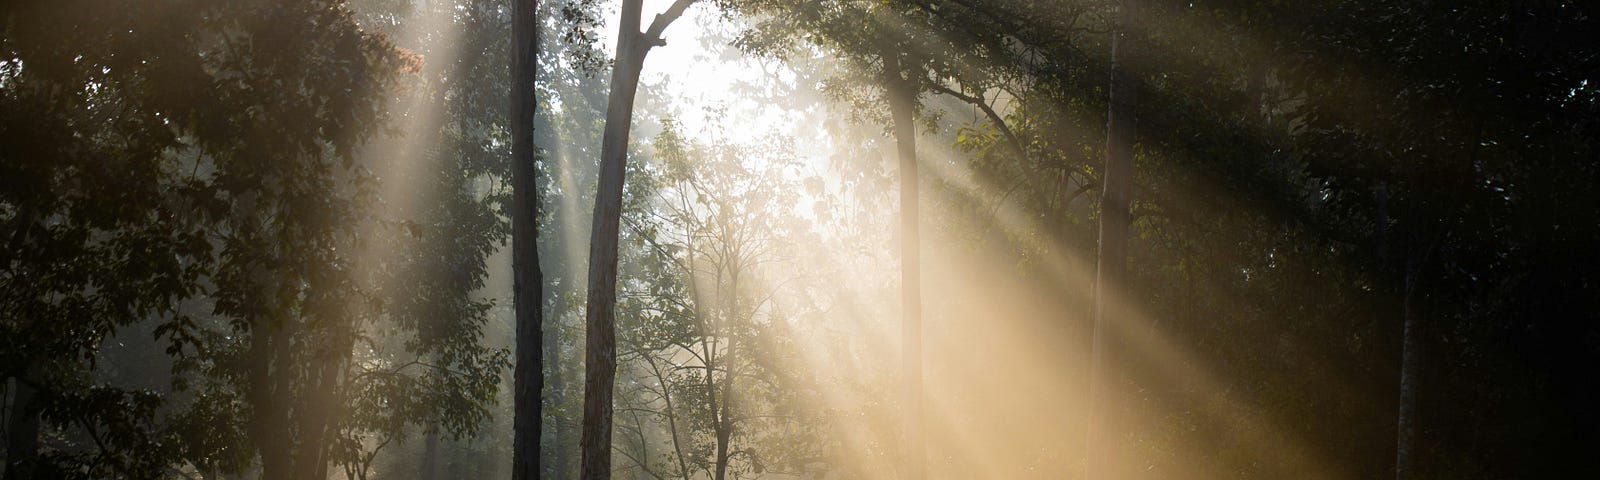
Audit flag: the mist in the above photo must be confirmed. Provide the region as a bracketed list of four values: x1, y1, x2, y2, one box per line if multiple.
[4, 1, 1598, 479]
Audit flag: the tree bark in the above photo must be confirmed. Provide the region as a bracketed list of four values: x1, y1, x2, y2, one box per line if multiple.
[248, 310, 293, 480]
[3, 373, 41, 480]
[714, 362, 732, 480]
[579, 1, 692, 478]
[292, 357, 343, 480]
[421, 427, 440, 480]
[1374, 182, 1426, 480]
[713, 260, 741, 480]
[545, 294, 571, 478]
[691, 248, 723, 480]
[881, 43, 923, 480]
[1086, 0, 1137, 478]
[511, 0, 544, 479]
[578, 1, 642, 475]
[1394, 251, 1421, 480]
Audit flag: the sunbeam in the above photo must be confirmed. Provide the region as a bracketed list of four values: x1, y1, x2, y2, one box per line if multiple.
[6, 1, 1595, 479]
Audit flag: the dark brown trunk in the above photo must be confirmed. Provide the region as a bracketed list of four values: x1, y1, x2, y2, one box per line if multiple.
[292, 358, 342, 480]
[3, 373, 41, 480]
[579, 2, 692, 477]
[580, 1, 646, 478]
[713, 420, 730, 480]
[248, 315, 292, 480]
[1394, 252, 1421, 480]
[510, 0, 545, 479]
[233, 187, 295, 480]
[1086, 0, 1138, 478]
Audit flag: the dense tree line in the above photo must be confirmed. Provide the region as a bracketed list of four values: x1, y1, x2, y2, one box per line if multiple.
[3, 0, 1597, 479]
[2, 1, 507, 478]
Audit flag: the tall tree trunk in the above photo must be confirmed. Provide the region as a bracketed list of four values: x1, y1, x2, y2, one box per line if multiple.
[545, 295, 571, 478]
[250, 313, 294, 480]
[698, 332, 721, 480]
[1086, 0, 1138, 478]
[714, 372, 732, 480]
[579, 1, 691, 478]
[511, 0, 545, 478]
[3, 373, 41, 480]
[422, 427, 441, 480]
[690, 248, 722, 480]
[881, 44, 923, 480]
[578, 2, 643, 476]
[1374, 182, 1426, 480]
[292, 357, 343, 480]
[1394, 251, 1421, 480]
[713, 263, 741, 480]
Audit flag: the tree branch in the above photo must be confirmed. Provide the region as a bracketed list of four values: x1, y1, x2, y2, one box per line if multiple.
[929, 82, 1028, 161]
[613, 444, 669, 480]
[643, 0, 697, 48]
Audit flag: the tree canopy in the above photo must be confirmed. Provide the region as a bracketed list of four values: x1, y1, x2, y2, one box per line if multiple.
[3, 0, 1597, 479]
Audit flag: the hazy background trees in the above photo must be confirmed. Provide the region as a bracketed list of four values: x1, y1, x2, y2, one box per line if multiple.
[3, 1, 1598, 479]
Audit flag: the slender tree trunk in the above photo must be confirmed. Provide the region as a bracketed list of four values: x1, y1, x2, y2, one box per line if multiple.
[1394, 251, 1421, 480]
[699, 332, 721, 479]
[1086, 0, 1138, 478]
[422, 427, 441, 480]
[881, 43, 923, 480]
[581, 2, 645, 477]
[714, 390, 731, 480]
[1374, 182, 1426, 480]
[511, 0, 545, 478]
[3, 373, 41, 480]
[545, 295, 571, 478]
[689, 248, 722, 480]
[641, 353, 691, 480]
[578, 1, 692, 478]
[713, 264, 741, 480]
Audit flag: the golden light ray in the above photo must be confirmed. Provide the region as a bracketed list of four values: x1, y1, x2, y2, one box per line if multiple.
[911, 117, 1341, 477]
[561, 2, 1390, 478]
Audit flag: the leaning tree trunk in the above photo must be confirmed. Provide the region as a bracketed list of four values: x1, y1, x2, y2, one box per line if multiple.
[579, 1, 693, 478]
[881, 43, 923, 480]
[1086, 0, 1138, 478]
[510, 0, 544, 478]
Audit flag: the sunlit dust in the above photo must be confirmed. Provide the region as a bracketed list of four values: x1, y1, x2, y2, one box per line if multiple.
[9, 1, 1589, 479]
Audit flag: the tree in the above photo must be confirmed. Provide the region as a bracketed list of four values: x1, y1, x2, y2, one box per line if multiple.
[3, 2, 511, 478]
[880, 37, 924, 480]
[1086, 0, 1137, 478]
[511, 0, 545, 478]
[580, 0, 695, 477]
[0, 2, 213, 475]
[606, 121, 825, 480]
[0, 1, 419, 477]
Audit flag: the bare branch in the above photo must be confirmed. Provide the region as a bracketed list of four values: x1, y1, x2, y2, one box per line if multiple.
[642, 0, 697, 48]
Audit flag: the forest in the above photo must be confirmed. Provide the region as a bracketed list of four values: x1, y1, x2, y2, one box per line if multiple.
[2, 0, 1598, 479]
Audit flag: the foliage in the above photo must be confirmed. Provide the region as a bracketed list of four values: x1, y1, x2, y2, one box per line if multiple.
[606, 119, 827, 479]
[2, 0, 509, 477]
